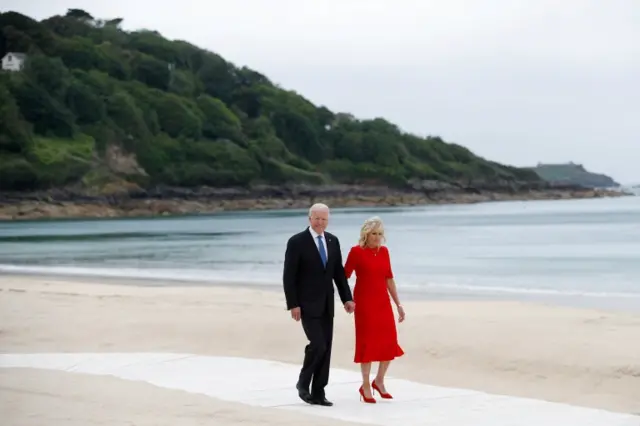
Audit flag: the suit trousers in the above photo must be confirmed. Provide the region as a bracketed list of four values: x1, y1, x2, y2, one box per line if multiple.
[298, 309, 334, 397]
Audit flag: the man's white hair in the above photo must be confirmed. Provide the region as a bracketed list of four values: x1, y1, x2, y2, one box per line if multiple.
[308, 203, 330, 217]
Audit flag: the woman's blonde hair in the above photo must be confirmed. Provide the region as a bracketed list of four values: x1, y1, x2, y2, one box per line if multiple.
[358, 216, 386, 247]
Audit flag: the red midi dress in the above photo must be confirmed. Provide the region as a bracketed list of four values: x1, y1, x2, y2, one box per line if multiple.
[344, 245, 404, 363]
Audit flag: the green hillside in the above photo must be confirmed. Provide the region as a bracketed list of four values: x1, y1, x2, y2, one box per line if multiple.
[0, 9, 542, 194]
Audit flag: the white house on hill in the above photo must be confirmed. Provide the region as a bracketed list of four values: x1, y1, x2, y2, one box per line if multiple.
[2, 52, 27, 72]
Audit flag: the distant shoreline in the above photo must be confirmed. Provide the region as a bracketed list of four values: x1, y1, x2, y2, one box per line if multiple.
[0, 185, 630, 221]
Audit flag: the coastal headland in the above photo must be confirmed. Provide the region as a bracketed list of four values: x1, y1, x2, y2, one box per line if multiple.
[0, 9, 628, 222]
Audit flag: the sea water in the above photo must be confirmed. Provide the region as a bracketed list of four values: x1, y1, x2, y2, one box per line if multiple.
[1, 196, 639, 311]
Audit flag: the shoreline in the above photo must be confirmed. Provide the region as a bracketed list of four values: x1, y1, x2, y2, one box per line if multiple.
[2, 270, 639, 314]
[0, 184, 629, 221]
[1, 274, 639, 416]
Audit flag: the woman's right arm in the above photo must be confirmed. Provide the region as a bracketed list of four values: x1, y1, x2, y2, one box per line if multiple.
[344, 246, 357, 279]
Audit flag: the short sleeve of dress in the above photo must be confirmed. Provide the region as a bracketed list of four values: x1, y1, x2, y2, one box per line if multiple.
[344, 246, 359, 279]
[384, 246, 394, 279]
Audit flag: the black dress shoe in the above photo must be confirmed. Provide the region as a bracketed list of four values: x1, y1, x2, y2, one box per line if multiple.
[312, 396, 333, 406]
[296, 383, 314, 404]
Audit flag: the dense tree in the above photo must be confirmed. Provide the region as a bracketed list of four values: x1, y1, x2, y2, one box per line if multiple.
[0, 10, 541, 192]
[65, 9, 94, 21]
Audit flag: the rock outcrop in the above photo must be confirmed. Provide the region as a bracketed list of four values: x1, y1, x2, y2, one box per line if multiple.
[0, 181, 629, 221]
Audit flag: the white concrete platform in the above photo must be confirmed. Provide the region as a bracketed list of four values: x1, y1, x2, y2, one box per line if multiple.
[1, 353, 637, 425]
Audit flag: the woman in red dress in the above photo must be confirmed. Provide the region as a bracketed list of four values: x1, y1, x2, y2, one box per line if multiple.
[344, 216, 405, 404]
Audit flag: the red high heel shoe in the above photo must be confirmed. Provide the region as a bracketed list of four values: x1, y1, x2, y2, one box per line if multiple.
[372, 380, 393, 399]
[359, 385, 376, 404]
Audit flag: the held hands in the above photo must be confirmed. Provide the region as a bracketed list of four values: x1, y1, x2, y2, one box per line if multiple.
[290, 302, 355, 321]
[344, 301, 355, 314]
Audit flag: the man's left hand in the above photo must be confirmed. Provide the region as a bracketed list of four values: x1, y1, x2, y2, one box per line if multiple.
[344, 301, 355, 314]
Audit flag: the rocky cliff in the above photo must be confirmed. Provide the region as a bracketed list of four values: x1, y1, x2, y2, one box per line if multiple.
[0, 180, 627, 221]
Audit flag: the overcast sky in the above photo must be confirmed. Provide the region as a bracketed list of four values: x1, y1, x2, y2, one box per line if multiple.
[4, 0, 639, 183]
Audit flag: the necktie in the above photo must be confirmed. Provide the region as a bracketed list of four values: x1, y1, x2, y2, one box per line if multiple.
[317, 235, 327, 267]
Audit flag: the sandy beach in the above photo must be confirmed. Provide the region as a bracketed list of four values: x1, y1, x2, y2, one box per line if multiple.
[1, 275, 639, 425]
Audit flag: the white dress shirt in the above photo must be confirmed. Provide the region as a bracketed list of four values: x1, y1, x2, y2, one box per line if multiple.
[308, 227, 327, 254]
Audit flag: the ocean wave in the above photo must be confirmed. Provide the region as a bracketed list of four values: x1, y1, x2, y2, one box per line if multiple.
[2, 264, 639, 299]
[0, 264, 275, 286]
[401, 282, 640, 299]
[0, 230, 248, 243]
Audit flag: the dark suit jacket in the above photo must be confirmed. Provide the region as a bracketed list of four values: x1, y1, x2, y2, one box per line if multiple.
[283, 227, 353, 317]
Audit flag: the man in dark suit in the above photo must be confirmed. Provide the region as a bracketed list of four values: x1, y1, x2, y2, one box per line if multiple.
[283, 203, 355, 407]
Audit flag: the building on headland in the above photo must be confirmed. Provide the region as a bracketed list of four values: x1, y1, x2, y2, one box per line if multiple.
[1, 52, 27, 72]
